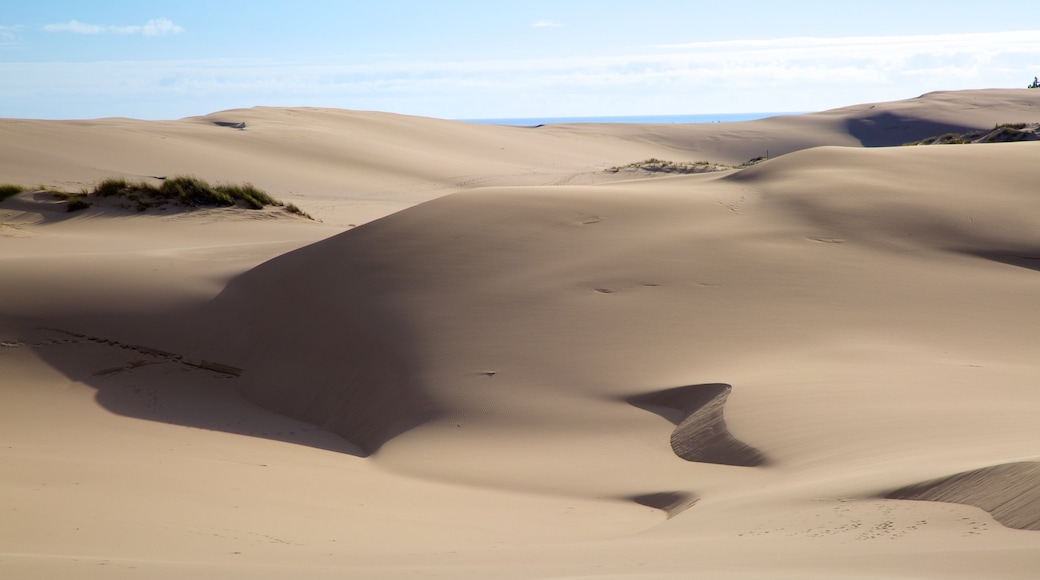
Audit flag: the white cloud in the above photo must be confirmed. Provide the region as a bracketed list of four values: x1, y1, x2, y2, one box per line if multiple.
[531, 20, 564, 28]
[43, 20, 103, 34]
[43, 17, 183, 36]
[0, 24, 23, 42]
[139, 18, 183, 36]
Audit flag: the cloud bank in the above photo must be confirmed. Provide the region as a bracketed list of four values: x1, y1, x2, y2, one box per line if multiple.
[3, 30, 1039, 119]
[43, 18, 183, 36]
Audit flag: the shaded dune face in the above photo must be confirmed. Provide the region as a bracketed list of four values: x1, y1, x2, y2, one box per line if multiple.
[628, 384, 768, 467]
[629, 491, 699, 519]
[842, 112, 977, 147]
[885, 462, 1040, 531]
[200, 235, 438, 456]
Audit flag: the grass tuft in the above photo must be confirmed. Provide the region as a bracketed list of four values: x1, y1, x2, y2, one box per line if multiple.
[66, 196, 92, 212]
[0, 183, 27, 202]
[95, 177, 131, 197]
[214, 182, 283, 209]
[158, 175, 232, 207]
[285, 202, 312, 219]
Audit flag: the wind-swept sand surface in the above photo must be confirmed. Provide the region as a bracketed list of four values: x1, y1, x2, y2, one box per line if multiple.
[2, 89, 1040, 578]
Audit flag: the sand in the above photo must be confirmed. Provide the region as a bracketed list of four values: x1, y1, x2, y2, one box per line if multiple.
[2, 88, 1040, 579]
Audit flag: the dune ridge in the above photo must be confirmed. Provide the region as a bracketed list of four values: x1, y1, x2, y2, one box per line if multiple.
[4, 88, 1040, 229]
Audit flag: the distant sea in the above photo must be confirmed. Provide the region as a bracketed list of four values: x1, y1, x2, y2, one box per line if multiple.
[459, 112, 801, 126]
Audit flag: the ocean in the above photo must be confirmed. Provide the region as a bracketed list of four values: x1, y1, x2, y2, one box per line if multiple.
[459, 112, 801, 126]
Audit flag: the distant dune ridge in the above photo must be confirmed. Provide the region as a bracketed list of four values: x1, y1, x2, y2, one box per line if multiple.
[2, 89, 1040, 579]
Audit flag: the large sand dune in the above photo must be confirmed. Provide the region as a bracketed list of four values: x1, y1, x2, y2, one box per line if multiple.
[3, 89, 1040, 578]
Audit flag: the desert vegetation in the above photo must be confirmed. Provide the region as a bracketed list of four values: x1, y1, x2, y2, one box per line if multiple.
[1, 176, 311, 218]
[0, 183, 26, 202]
[91, 176, 287, 211]
[608, 158, 735, 174]
[904, 123, 1040, 146]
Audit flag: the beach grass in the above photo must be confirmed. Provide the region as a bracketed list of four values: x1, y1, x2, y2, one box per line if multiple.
[0, 183, 26, 202]
[609, 158, 735, 174]
[1, 176, 312, 217]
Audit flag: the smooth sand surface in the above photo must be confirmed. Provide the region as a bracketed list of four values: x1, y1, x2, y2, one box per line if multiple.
[3, 89, 1040, 578]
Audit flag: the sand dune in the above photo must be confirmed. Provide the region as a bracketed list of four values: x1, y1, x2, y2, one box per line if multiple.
[886, 462, 1040, 531]
[3, 89, 1040, 579]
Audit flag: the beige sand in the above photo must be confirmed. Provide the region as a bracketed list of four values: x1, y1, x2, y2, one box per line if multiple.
[2, 88, 1040, 579]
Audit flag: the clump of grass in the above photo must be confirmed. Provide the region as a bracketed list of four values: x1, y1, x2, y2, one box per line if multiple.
[158, 176, 232, 207]
[66, 196, 92, 212]
[0, 183, 27, 202]
[213, 182, 282, 210]
[285, 202, 312, 219]
[95, 177, 131, 197]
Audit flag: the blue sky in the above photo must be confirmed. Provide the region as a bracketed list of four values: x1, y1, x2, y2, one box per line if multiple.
[3, 1, 1040, 120]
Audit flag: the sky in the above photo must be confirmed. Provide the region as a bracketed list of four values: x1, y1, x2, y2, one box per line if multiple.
[3, 1, 1040, 120]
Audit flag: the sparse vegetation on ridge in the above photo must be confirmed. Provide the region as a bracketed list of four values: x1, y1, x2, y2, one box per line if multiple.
[91, 175, 287, 211]
[903, 123, 1040, 146]
[608, 158, 735, 174]
[85, 175, 311, 216]
[0, 176, 313, 218]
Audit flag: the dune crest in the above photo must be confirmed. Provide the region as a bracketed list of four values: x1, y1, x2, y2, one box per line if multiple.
[885, 462, 1040, 531]
[628, 384, 768, 467]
